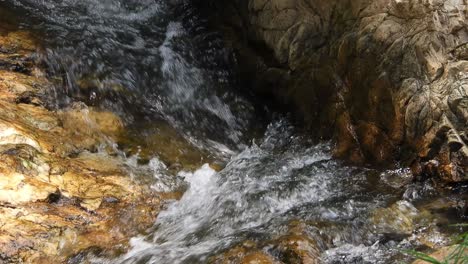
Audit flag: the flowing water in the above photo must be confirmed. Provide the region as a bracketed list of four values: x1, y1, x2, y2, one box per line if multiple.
[2, 1, 467, 263]
[6, 0, 260, 152]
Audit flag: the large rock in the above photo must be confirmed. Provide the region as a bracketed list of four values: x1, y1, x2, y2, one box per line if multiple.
[210, 0, 468, 182]
[0, 20, 167, 262]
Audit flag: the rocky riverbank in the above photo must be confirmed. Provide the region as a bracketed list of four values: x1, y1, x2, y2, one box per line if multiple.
[0, 1, 466, 263]
[0, 21, 193, 263]
[208, 0, 467, 183]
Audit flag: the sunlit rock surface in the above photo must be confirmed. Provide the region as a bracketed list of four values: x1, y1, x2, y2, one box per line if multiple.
[0, 23, 174, 262]
[212, 0, 468, 182]
[412, 245, 468, 264]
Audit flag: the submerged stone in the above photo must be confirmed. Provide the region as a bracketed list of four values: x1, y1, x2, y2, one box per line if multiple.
[118, 120, 211, 172]
[371, 201, 433, 236]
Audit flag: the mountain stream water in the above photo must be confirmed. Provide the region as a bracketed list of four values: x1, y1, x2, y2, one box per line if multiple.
[2, 1, 466, 263]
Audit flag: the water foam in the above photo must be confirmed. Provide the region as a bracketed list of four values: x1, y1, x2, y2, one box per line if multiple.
[99, 120, 381, 264]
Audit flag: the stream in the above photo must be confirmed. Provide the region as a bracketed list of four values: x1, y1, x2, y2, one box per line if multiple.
[2, 0, 466, 263]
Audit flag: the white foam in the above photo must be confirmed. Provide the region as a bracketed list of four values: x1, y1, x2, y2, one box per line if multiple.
[112, 120, 342, 263]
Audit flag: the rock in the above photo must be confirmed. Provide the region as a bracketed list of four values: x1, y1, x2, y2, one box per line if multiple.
[271, 234, 320, 264]
[0, 21, 167, 262]
[379, 168, 414, 189]
[240, 252, 278, 264]
[118, 120, 210, 171]
[371, 201, 433, 236]
[208, 241, 274, 264]
[0, 141, 161, 262]
[412, 225, 451, 250]
[0, 122, 43, 151]
[412, 245, 468, 264]
[210, 221, 322, 264]
[0, 145, 56, 204]
[59, 103, 125, 144]
[268, 221, 321, 264]
[0, 29, 36, 52]
[210, 0, 468, 182]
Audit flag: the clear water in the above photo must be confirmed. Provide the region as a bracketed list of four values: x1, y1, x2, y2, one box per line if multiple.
[2, 1, 466, 263]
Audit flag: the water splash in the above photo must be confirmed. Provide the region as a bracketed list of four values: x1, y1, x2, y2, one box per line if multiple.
[7, 0, 257, 152]
[3, 2, 465, 263]
[84, 119, 393, 264]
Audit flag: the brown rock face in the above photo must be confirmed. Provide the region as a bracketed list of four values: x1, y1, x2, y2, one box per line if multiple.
[0, 11, 218, 261]
[212, 0, 468, 182]
[0, 19, 168, 263]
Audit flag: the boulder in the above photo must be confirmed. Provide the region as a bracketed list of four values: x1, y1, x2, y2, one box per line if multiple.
[210, 0, 468, 182]
[0, 20, 165, 262]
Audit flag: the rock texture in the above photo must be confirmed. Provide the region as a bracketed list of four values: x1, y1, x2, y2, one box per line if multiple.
[209, 221, 321, 264]
[0, 21, 167, 263]
[212, 0, 468, 182]
[0, 7, 218, 262]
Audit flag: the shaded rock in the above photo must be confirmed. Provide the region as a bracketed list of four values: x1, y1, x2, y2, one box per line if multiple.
[268, 221, 321, 264]
[270, 234, 320, 264]
[211, 0, 468, 181]
[209, 242, 279, 264]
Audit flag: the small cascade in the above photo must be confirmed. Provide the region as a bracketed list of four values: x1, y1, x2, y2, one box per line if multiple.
[0, 1, 465, 263]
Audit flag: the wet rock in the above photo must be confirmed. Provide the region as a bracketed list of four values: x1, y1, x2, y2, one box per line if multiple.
[0, 145, 56, 204]
[240, 252, 278, 264]
[268, 221, 321, 264]
[212, 0, 468, 182]
[411, 225, 451, 250]
[59, 103, 125, 144]
[371, 201, 433, 236]
[271, 234, 320, 264]
[211, 221, 322, 264]
[118, 120, 210, 171]
[208, 241, 274, 264]
[0, 142, 161, 262]
[0, 23, 165, 262]
[379, 168, 414, 189]
[0, 29, 36, 53]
